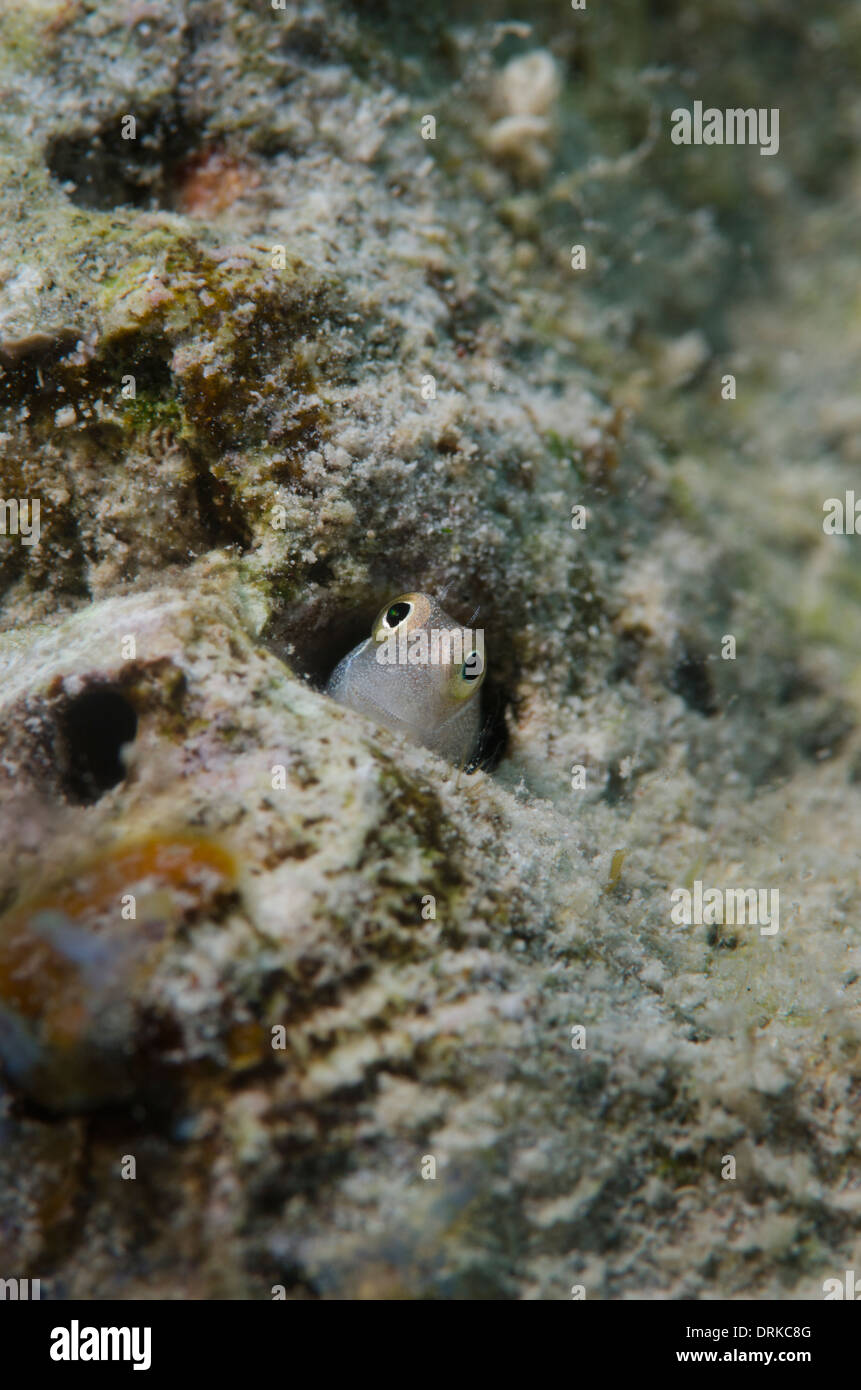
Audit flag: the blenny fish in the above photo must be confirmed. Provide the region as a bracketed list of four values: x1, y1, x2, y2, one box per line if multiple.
[326, 592, 485, 763]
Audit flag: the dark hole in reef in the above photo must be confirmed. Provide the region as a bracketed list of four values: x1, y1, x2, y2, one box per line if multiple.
[261, 593, 511, 771]
[57, 688, 138, 804]
[0, 330, 174, 424]
[45, 111, 204, 211]
[669, 646, 718, 717]
[604, 762, 628, 805]
[191, 452, 253, 553]
[263, 601, 374, 690]
[608, 626, 647, 685]
[47, 129, 149, 208]
[775, 660, 819, 707]
[795, 702, 855, 762]
[99, 335, 174, 397]
[470, 671, 509, 773]
[279, 15, 336, 64]
[306, 555, 335, 586]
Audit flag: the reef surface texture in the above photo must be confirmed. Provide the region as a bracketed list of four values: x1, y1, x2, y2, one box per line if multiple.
[0, 0, 859, 1298]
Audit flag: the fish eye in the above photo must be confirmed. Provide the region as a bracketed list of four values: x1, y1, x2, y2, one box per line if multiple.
[462, 651, 483, 681]
[384, 601, 412, 629]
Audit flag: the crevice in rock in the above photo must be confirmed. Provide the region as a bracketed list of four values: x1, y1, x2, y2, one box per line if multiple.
[668, 642, 718, 717]
[55, 687, 138, 804]
[45, 109, 206, 212]
[261, 587, 514, 771]
[190, 453, 253, 554]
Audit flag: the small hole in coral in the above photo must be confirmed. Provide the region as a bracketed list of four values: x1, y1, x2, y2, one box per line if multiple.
[57, 688, 138, 804]
[669, 645, 718, 717]
[45, 112, 205, 212]
[263, 600, 377, 689]
[469, 673, 509, 772]
[262, 590, 515, 771]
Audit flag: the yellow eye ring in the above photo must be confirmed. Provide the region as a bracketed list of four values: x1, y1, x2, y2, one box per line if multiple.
[450, 648, 485, 699]
[371, 593, 428, 642]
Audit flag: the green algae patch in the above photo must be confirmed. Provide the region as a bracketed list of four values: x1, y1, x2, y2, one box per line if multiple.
[93, 233, 331, 453]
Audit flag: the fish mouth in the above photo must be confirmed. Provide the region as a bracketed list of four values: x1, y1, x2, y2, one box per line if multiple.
[359, 684, 424, 734]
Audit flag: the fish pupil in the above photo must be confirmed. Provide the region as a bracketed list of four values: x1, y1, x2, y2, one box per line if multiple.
[385, 602, 411, 628]
[463, 652, 482, 681]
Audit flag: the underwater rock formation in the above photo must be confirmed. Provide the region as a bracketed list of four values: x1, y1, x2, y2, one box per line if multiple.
[0, 0, 859, 1299]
